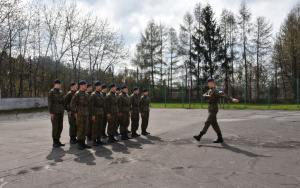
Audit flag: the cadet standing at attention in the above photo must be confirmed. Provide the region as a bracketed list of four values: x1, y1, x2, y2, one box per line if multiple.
[64, 82, 78, 144]
[90, 81, 106, 146]
[140, 88, 150, 135]
[194, 78, 239, 143]
[115, 87, 121, 136]
[48, 79, 65, 148]
[106, 83, 119, 143]
[118, 85, 132, 140]
[86, 83, 93, 141]
[70, 80, 91, 150]
[101, 84, 108, 138]
[130, 86, 140, 137]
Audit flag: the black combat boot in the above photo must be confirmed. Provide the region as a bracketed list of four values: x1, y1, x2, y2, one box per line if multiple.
[108, 135, 115, 143]
[126, 130, 131, 134]
[193, 133, 204, 142]
[53, 139, 60, 148]
[58, 139, 65, 146]
[70, 136, 77, 144]
[82, 141, 91, 148]
[131, 131, 138, 138]
[93, 140, 99, 146]
[121, 134, 128, 140]
[213, 134, 224, 143]
[102, 131, 108, 138]
[125, 134, 132, 139]
[78, 141, 84, 150]
[142, 129, 150, 136]
[97, 138, 106, 145]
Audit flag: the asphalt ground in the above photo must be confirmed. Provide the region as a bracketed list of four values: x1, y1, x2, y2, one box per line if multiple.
[0, 108, 299, 188]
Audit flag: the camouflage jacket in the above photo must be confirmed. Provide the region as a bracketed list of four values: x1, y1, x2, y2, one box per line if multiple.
[101, 92, 107, 113]
[90, 90, 105, 116]
[70, 90, 90, 116]
[139, 95, 150, 112]
[64, 90, 76, 112]
[203, 87, 232, 112]
[106, 91, 118, 114]
[130, 93, 140, 113]
[118, 92, 130, 113]
[48, 88, 65, 114]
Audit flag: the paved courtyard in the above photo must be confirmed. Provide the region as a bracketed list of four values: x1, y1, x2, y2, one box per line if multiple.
[0, 108, 299, 188]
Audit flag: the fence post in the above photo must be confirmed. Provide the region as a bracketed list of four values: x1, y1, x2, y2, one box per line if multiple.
[268, 80, 270, 109]
[189, 85, 191, 109]
[244, 80, 246, 108]
[182, 82, 184, 108]
[149, 82, 151, 107]
[164, 81, 166, 108]
[200, 81, 203, 108]
[297, 78, 299, 109]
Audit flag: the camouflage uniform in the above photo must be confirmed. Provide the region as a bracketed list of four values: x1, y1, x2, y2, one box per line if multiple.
[87, 91, 92, 140]
[106, 91, 118, 137]
[200, 87, 232, 135]
[70, 90, 90, 144]
[48, 88, 65, 141]
[101, 92, 108, 137]
[64, 90, 77, 142]
[90, 90, 105, 143]
[118, 92, 131, 135]
[139, 95, 150, 132]
[130, 93, 140, 133]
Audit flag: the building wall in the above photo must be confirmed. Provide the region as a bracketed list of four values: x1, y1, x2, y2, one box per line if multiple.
[0, 97, 48, 111]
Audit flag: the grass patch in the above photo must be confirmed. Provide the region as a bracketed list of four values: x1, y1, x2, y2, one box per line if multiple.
[0, 107, 48, 114]
[151, 103, 300, 110]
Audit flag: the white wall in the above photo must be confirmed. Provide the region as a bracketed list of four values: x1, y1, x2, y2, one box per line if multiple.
[0, 97, 48, 111]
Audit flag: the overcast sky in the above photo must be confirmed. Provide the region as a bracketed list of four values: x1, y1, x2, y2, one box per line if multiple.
[74, 0, 297, 51]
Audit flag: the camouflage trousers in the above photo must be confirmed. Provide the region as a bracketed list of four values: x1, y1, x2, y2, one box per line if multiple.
[200, 111, 221, 135]
[141, 111, 149, 130]
[87, 115, 92, 137]
[102, 112, 107, 133]
[119, 112, 130, 134]
[77, 115, 89, 141]
[68, 112, 77, 137]
[107, 112, 118, 136]
[131, 112, 140, 132]
[92, 114, 103, 140]
[51, 113, 63, 139]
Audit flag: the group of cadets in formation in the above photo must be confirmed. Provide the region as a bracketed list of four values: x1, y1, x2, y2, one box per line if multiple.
[48, 79, 150, 150]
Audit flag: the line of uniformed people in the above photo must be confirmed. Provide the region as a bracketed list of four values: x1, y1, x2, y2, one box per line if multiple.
[48, 79, 150, 150]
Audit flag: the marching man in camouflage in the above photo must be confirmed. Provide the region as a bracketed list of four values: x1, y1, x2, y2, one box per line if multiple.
[48, 79, 65, 148]
[101, 84, 108, 138]
[64, 82, 78, 144]
[130, 86, 140, 137]
[86, 83, 93, 141]
[70, 80, 91, 150]
[194, 78, 239, 143]
[118, 85, 132, 140]
[90, 81, 106, 146]
[106, 83, 119, 143]
[140, 88, 150, 135]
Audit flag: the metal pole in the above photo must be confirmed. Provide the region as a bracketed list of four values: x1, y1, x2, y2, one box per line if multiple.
[164, 81, 166, 108]
[244, 80, 246, 108]
[297, 78, 299, 109]
[149, 82, 151, 107]
[182, 82, 184, 108]
[189, 85, 191, 109]
[200, 81, 203, 108]
[268, 80, 270, 109]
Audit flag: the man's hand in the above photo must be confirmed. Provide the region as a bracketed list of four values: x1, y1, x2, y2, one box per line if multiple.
[51, 114, 55, 120]
[141, 113, 144, 117]
[68, 111, 71, 117]
[130, 110, 133, 115]
[232, 98, 239, 103]
[92, 116, 95, 122]
[75, 113, 78, 120]
[118, 113, 122, 118]
[107, 114, 111, 120]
